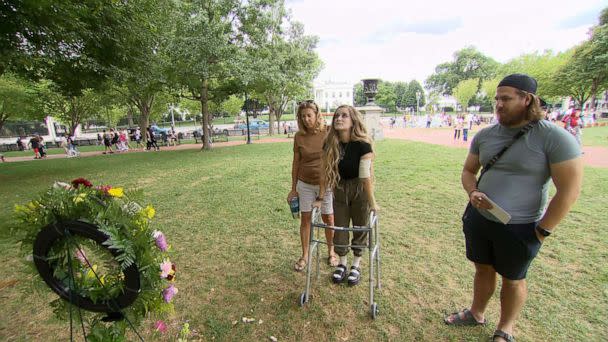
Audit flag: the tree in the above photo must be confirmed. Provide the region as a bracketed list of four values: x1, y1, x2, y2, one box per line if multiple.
[353, 83, 366, 106]
[481, 78, 500, 113]
[452, 79, 478, 112]
[375, 81, 397, 112]
[167, 0, 275, 149]
[425, 46, 499, 95]
[393, 81, 408, 110]
[251, 8, 322, 135]
[220, 95, 244, 117]
[1, 0, 156, 96]
[499, 50, 571, 101]
[0, 74, 41, 132]
[403, 80, 425, 110]
[584, 19, 608, 109]
[39, 83, 102, 135]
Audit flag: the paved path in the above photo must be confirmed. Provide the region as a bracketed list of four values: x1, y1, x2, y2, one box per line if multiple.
[4, 129, 606, 169]
[2, 138, 292, 163]
[384, 127, 608, 168]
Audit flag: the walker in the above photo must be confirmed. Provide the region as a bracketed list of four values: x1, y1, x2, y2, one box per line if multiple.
[298, 207, 381, 319]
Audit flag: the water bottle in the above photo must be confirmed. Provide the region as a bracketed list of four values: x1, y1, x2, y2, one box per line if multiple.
[289, 197, 300, 219]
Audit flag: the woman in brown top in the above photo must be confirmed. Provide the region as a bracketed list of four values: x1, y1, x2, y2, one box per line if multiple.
[288, 101, 337, 271]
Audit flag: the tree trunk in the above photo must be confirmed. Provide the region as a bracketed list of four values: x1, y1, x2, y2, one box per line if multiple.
[127, 107, 135, 127]
[0, 115, 7, 134]
[589, 78, 599, 111]
[201, 79, 211, 150]
[140, 108, 150, 143]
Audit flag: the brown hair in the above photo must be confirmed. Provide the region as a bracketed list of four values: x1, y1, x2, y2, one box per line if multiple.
[296, 101, 325, 134]
[516, 90, 544, 122]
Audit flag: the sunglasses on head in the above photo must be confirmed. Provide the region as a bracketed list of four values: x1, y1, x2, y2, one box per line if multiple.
[298, 100, 316, 106]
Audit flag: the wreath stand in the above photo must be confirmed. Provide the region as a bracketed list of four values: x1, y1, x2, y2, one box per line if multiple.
[33, 220, 143, 341]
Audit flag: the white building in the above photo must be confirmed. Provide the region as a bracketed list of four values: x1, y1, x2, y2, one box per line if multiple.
[313, 81, 353, 112]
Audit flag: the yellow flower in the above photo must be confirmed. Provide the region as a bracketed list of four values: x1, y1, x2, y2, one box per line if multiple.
[143, 205, 155, 219]
[14, 204, 30, 214]
[73, 193, 87, 204]
[108, 187, 124, 198]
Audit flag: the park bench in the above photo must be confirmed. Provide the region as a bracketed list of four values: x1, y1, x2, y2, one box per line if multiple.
[211, 131, 229, 142]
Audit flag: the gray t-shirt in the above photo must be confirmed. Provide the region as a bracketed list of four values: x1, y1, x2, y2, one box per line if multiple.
[470, 120, 580, 224]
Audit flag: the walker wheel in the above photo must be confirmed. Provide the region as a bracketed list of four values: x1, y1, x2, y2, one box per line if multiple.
[371, 302, 379, 319]
[298, 292, 308, 307]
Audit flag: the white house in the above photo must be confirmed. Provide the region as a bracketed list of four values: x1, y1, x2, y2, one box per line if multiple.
[313, 80, 354, 112]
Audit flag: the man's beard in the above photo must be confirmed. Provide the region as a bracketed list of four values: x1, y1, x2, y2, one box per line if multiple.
[497, 110, 527, 127]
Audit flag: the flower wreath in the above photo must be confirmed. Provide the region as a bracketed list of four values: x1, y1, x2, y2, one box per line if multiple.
[15, 178, 177, 341]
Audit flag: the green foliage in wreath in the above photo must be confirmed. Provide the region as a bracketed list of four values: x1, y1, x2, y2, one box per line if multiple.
[14, 178, 177, 341]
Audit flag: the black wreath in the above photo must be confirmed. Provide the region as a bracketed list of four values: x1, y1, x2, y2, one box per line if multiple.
[33, 220, 141, 314]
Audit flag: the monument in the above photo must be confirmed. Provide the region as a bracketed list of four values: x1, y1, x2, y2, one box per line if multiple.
[357, 79, 384, 140]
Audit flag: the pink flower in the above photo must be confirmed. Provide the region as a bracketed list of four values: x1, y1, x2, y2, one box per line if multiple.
[97, 185, 112, 196]
[153, 230, 168, 251]
[154, 320, 167, 333]
[160, 260, 173, 278]
[74, 248, 88, 265]
[162, 284, 178, 303]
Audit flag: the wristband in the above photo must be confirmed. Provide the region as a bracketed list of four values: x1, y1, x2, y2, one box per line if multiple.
[535, 225, 552, 237]
[468, 189, 479, 197]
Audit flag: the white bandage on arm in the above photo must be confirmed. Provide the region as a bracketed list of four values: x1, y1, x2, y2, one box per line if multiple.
[358, 158, 372, 178]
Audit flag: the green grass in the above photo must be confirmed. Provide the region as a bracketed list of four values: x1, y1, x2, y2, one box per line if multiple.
[582, 125, 608, 147]
[0, 140, 606, 341]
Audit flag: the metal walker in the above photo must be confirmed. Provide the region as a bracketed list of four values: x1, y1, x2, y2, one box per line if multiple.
[298, 207, 381, 319]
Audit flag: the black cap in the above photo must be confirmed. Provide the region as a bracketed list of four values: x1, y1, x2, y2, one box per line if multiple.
[498, 74, 538, 94]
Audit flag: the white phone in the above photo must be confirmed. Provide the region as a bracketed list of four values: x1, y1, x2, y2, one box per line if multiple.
[484, 197, 511, 224]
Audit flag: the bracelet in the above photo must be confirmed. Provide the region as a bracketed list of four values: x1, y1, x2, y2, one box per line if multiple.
[468, 189, 479, 197]
[535, 225, 552, 237]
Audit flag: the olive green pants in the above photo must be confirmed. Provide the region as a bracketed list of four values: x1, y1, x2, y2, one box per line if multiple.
[333, 178, 370, 257]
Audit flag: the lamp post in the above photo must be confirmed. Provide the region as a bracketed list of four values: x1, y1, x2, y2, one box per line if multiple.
[416, 91, 421, 116]
[244, 94, 252, 144]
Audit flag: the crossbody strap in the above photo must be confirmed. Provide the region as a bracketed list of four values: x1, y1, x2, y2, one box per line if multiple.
[477, 121, 536, 186]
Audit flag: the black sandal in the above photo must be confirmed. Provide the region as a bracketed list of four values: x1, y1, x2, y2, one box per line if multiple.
[347, 266, 361, 286]
[332, 264, 347, 284]
[492, 330, 515, 342]
[444, 308, 486, 326]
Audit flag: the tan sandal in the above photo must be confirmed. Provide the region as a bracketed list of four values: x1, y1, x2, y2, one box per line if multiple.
[294, 258, 307, 272]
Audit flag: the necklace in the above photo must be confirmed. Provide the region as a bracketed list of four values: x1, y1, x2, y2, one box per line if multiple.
[339, 142, 350, 161]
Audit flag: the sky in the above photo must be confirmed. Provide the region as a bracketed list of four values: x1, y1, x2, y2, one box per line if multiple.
[285, 0, 607, 86]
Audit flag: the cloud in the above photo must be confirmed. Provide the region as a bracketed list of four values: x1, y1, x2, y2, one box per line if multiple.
[376, 17, 463, 37]
[558, 7, 602, 29]
[285, 0, 602, 85]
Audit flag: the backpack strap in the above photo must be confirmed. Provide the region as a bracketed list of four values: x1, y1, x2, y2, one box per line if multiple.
[477, 121, 536, 186]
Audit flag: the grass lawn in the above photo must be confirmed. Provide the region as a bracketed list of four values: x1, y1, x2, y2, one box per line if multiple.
[0, 140, 606, 341]
[582, 125, 608, 147]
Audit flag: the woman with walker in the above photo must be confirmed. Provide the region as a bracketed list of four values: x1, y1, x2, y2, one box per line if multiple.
[318, 105, 378, 286]
[288, 100, 338, 272]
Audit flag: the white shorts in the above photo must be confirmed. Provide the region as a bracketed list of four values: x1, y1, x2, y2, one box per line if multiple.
[296, 180, 333, 215]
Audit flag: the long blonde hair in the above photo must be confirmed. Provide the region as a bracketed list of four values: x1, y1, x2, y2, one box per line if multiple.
[296, 101, 326, 134]
[322, 105, 373, 190]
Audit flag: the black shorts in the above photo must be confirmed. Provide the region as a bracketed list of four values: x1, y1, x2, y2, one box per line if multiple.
[462, 205, 542, 280]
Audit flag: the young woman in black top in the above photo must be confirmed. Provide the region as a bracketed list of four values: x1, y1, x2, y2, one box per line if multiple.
[316, 105, 378, 286]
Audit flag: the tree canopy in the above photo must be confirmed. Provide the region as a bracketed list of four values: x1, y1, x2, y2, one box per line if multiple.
[425, 46, 499, 96]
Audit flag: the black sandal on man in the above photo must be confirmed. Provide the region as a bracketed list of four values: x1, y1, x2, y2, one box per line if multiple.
[492, 330, 515, 342]
[332, 264, 347, 284]
[347, 266, 361, 286]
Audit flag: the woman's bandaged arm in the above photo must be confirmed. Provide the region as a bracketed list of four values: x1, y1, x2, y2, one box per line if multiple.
[359, 153, 378, 210]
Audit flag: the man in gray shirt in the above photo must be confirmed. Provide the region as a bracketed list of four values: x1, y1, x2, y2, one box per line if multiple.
[444, 74, 583, 342]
